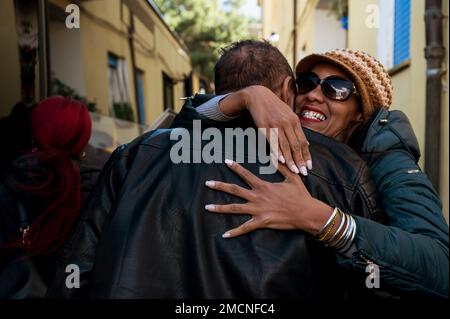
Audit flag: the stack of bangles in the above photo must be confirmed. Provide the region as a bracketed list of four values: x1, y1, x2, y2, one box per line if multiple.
[315, 207, 356, 252]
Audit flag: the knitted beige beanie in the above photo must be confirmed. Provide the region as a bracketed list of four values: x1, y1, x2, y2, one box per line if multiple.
[295, 49, 393, 119]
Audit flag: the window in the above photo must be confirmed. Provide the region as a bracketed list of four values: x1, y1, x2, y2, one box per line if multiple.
[108, 53, 134, 121]
[135, 69, 146, 125]
[184, 73, 193, 98]
[393, 0, 411, 66]
[377, 0, 410, 70]
[162, 72, 174, 110]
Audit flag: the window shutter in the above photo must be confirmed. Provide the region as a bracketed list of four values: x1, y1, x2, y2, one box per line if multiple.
[393, 0, 411, 66]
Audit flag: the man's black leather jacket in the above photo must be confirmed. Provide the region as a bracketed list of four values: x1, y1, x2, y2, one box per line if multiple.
[47, 97, 383, 298]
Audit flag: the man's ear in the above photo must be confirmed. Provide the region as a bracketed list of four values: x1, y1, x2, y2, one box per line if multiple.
[280, 76, 295, 108]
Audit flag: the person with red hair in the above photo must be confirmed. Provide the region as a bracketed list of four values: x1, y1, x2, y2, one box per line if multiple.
[0, 96, 93, 298]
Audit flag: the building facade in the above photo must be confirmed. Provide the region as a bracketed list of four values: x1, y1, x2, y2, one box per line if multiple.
[348, 0, 449, 221]
[0, 0, 196, 150]
[260, 0, 347, 66]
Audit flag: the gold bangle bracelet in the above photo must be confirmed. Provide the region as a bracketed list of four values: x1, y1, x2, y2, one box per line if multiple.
[326, 208, 346, 245]
[317, 208, 339, 242]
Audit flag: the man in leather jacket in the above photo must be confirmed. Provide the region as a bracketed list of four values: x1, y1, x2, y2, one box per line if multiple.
[47, 41, 383, 298]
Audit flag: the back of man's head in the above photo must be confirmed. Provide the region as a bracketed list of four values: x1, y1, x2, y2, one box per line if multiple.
[214, 40, 296, 96]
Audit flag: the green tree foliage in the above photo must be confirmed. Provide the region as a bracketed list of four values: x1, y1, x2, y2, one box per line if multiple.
[51, 77, 97, 112]
[154, 0, 250, 86]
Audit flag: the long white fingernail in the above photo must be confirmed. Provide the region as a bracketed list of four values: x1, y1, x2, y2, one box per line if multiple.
[205, 180, 215, 187]
[225, 159, 234, 166]
[205, 204, 215, 211]
[278, 155, 286, 164]
[222, 232, 231, 238]
[306, 160, 313, 170]
[300, 166, 308, 176]
[290, 164, 300, 174]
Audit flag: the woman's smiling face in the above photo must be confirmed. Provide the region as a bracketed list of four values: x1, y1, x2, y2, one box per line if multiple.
[295, 63, 362, 143]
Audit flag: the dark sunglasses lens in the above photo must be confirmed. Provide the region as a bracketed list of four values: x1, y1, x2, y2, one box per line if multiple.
[322, 77, 354, 100]
[297, 73, 318, 94]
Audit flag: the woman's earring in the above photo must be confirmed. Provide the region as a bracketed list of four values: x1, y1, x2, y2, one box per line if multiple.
[81, 151, 86, 159]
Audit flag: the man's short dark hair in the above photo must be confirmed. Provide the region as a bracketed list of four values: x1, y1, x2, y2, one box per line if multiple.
[214, 40, 296, 95]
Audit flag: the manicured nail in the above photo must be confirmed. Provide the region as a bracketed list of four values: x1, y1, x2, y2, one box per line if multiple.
[205, 180, 215, 187]
[290, 164, 300, 174]
[225, 159, 234, 166]
[222, 232, 231, 238]
[278, 155, 286, 164]
[300, 166, 308, 176]
[306, 160, 313, 170]
[205, 204, 215, 211]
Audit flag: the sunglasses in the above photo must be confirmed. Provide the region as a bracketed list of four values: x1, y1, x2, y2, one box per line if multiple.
[296, 71, 358, 101]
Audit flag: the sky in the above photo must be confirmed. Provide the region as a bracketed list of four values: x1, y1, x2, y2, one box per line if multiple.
[222, 0, 262, 20]
[239, 0, 262, 20]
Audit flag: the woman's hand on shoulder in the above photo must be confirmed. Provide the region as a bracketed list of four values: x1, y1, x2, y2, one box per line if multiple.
[204, 159, 333, 238]
[220, 85, 312, 176]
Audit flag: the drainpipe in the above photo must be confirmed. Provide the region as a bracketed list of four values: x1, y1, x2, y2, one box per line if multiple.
[37, 0, 50, 100]
[424, 0, 445, 192]
[293, 0, 298, 67]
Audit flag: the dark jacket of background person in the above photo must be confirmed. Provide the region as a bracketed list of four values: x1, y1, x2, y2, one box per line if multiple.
[0, 98, 109, 299]
[0, 150, 110, 299]
[0, 102, 33, 175]
[77, 144, 112, 196]
[339, 108, 449, 298]
[0, 157, 59, 298]
[47, 96, 383, 298]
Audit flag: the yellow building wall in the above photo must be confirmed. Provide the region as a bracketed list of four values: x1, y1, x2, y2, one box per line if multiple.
[50, 0, 192, 125]
[132, 3, 191, 116]
[261, 0, 318, 68]
[347, 0, 378, 56]
[80, 0, 134, 117]
[135, 11, 191, 115]
[261, 0, 293, 62]
[296, 0, 317, 61]
[0, 0, 22, 117]
[393, 0, 427, 171]
[192, 72, 201, 94]
[347, 0, 429, 170]
[261, 0, 276, 39]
